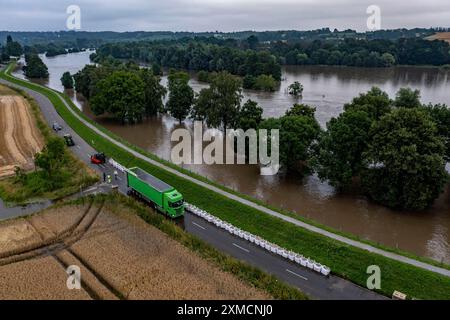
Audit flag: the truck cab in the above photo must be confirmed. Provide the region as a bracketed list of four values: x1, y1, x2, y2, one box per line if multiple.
[165, 190, 184, 218]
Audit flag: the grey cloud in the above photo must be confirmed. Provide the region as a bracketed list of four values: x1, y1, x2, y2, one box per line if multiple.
[0, 0, 449, 31]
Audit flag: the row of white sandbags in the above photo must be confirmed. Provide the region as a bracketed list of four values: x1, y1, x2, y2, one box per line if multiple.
[185, 203, 331, 277]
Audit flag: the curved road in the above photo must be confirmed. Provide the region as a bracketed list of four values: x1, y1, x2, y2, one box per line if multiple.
[0, 67, 446, 298]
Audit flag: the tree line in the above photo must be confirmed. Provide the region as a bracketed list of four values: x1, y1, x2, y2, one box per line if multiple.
[93, 38, 282, 88]
[269, 37, 450, 67]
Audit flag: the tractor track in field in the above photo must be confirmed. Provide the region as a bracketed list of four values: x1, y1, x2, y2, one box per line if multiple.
[0, 199, 123, 300]
[0, 201, 94, 262]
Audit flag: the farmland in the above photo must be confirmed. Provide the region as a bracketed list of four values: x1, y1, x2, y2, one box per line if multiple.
[0, 85, 43, 178]
[0, 83, 98, 203]
[427, 32, 450, 43]
[0, 197, 273, 300]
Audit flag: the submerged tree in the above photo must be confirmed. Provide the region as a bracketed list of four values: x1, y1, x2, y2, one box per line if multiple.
[90, 71, 145, 123]
[237, 99, 263, 131]
[23, 54, 48, 78]
[166, 71, 194, 123]
[192, 71, 243, 129]
[138, 68, 167, 117]
[260, 104, 321, 174]
[60, 71, 74, 89]
[314, 110, 372, 190]
[362, 108, 447, 210]
[288, 81, 304, 96]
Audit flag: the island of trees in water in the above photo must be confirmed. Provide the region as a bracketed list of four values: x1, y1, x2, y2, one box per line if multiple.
[68, 58, 450, 212]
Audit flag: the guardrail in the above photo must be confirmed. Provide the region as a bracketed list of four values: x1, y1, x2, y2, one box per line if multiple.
[185, 202, 331, 277]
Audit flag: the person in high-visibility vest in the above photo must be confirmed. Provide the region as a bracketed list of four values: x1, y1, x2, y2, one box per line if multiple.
[107, 174, 112, 184]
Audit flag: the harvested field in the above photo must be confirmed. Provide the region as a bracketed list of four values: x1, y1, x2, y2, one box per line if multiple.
[0, 256, 91, 300]
[0, 200, 269, 300]
[0, 89, 44, 178]
[426, 32, 450, 43]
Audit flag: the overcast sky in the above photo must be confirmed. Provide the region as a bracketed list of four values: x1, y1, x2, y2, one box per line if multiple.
[0, 0, 449, 32]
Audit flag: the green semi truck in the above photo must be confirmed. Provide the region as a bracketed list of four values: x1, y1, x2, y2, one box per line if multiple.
[126, 167, 184, 218]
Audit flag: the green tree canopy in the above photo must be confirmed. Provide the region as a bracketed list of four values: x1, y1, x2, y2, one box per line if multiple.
[90, 70, 145, 123]
[314, 110, 373, 190]
[138, 68, 167, 116]
[260, 110, 321, 174]
[288, 81, 304, 96]
[422, 103, 450, 161]
[5, 35, 23, 57]
[362, 108, 447, 210]
[253, 74, 277, 92]
[343, 87, 391, 120]
[34, 137, 67, 180]
[23, 54, 48, 78]
[192, 71, 243, 129]
[60, 71, 74, 89]
[285, 103, 316, 118]
[237, 99, 263, 131]
[394, 87, 422, 108]
[166, 71, 194, 123]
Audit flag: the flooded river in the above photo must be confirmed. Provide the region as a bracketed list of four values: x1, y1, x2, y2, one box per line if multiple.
[14, 51, 450, 263]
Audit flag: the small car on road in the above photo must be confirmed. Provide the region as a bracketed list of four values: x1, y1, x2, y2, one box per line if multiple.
[64, 134, 75, 147]
[52, 122, 62, 131]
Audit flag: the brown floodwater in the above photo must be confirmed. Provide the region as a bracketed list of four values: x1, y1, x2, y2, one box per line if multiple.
[14, 51, 450, 263]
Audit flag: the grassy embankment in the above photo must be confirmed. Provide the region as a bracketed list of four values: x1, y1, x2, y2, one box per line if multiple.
[0, 82, 98, 204]
[1, 62, 450, 299]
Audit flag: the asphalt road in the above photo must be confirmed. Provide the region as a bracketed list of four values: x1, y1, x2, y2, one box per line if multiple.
[0, 75, 386, 300]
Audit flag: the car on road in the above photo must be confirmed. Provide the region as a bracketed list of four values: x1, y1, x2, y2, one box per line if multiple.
[90, 152, 106, 165]
[52, 122, 62, 131]
[63, 134, 75, 147]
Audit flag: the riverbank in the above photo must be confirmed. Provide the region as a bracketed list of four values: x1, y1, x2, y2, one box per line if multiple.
[2, 61, 450, 299]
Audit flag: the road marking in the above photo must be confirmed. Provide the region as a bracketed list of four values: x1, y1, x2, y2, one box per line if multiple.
[76, 145, 81, 149]
[232, 243, 250, 253]
[192, 222, 206, 230]
[83, 187, 98, 193]
[286, 269, 308, 281]
[99, 164, 106, 169]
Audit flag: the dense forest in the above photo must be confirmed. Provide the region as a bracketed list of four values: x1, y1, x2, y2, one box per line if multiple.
[93, 35, 450, 79]
[270, 37, 450, 67]
[94, 39, 282, 81]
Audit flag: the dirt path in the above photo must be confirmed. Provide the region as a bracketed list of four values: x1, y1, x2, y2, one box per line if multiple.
[0, 95, 44, 178]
